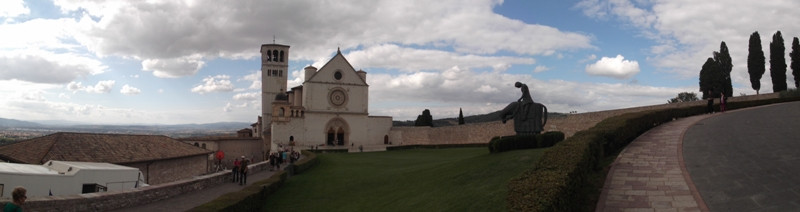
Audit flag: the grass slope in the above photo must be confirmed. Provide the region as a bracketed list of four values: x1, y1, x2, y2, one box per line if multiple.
[262, 147, 545, 211]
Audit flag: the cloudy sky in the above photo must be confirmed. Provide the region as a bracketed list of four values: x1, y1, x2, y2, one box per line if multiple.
[1, 0, 799, 124]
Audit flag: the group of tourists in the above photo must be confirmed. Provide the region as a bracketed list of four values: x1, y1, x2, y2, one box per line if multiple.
[705, 89, 727, 113]
[231, 156, 250, 185]
[268, 149, 300, 171]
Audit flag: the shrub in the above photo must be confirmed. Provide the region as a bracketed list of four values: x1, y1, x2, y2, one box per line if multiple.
[488, 131, 565, 153]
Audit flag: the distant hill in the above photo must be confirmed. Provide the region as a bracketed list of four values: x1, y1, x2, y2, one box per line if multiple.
[0, 117, 252, 139]
[0, 117, 43, 128]
[393, 110, 567, 127]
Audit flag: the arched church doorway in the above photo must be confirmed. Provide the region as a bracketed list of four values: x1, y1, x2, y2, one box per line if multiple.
[324, 118, 349, 146]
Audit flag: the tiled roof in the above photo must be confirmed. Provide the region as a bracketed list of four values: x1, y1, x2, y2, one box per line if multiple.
[0, 132, 212, 164]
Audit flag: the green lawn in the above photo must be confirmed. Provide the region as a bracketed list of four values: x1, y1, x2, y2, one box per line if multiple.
[262, 147, 546, 211]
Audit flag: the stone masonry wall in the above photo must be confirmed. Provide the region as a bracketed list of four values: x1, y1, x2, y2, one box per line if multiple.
[392, 93, 779, 145]
[125, 154, 208, 185]
[0, 161, 270, 212]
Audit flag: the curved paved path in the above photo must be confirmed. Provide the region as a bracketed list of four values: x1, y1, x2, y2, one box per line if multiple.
[597, 114, 710, 211]
[683, 101, 800, 211]
[598, 101, 800, 211]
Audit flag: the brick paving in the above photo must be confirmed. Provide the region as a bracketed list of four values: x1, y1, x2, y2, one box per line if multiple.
[596, 114, 712, 212]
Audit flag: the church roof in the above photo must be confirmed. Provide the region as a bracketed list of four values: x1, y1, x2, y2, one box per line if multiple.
[0, 132, 212, 165]
[306, 50, 368, 85]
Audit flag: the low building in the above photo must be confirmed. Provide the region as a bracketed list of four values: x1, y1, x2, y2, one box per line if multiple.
[0, 160, 146, 197]
[0, 132, 212, 185]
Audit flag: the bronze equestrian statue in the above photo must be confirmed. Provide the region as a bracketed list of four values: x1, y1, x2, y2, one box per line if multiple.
[500, 82, 547, 135]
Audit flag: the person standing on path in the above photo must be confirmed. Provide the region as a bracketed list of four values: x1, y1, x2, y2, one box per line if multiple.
[705, 90, 714, 113]
[4, 186, 26, 212]
[232, 158, 240, 183]
[720, 92, 726, 112]
[239, 156, 249, 185]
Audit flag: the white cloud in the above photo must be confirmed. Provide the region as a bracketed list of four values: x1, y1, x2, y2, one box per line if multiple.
[585, 55, 640, 79]
[66, 80, 115, 94]
[240, 71, 262, 90]
[0, 50, 106, 84]
[345, 44, 535, 72]
[0, 0, 29, 18]
[120, 84, 141, 95]
[142, 56, 206, 78]
[232, 92, 259, 101]
[191, 75, 234, 94]
[54, 0, 591, 64]
[533, 65, 550, 73]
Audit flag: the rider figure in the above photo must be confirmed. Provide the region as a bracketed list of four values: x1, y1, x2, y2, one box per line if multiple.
[516, 82, 533, 104]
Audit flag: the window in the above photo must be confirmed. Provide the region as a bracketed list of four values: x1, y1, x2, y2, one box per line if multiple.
[201, 143, 207, 149]
[273, 50, 279, 62]
[280, 51, 285, 62]
[334, 71, 342, 80]
[279, 70, 283, 77]
[273, 70, 278, 76]
[267, 69, 271, 76]
[266, 50, 272, 62]
[194, 142, 199, 147]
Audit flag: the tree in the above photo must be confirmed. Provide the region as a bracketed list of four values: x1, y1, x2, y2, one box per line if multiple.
[668, 92, 699, 104]
[713, 41, 733, 97]
[458, 108, 465, 125]
[414, 109, 433, 127]
[748, 31, 766, 94]
[699, 58, 723, 99]
[791, 37, 800, 88]
[770, 31, 788, 92]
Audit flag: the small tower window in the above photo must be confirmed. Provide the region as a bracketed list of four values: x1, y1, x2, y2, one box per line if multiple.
[266, 50, 272, 62]
[273, 50, 279, 62]
[267, 69, 271, 76]
[273, 70, 278, 76]
[280, 51, 285, 62]
[201, 143, 206, 149]
[279, 70, 283, 77]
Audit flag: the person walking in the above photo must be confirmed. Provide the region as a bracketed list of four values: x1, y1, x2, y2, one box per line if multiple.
[232, 158, 240, 183]
[239, 156, 249, 185]
[720, 92, 727, 112]
[4, 186, 26, 212]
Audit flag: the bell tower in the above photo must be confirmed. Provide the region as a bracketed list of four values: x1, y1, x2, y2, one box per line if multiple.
[261, 43, 290, 138]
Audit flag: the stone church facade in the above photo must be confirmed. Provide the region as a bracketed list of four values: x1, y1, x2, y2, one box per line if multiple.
[260, 44, 393, 150]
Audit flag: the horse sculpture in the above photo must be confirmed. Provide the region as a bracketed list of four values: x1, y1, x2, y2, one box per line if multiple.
[500, 82, 547, 135]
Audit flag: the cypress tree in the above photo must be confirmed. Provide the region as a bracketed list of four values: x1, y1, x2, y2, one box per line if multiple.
[714, 41, 733, 97]
[699, 58, 722, 99]
[791, 37, 800, 88]
[458, 108, 465, 125]
[748, 31, 766, 94]
[770, 31, 788, 92]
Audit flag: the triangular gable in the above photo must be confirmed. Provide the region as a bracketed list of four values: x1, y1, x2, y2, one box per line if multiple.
[307, 50, 368, 86]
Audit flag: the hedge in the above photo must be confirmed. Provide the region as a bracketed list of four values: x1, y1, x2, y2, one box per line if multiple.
[507, 95, 800, 211]
[285, 150, 319, 176]
[190, 150, 320, 211]
[488, 131, 565, 153]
